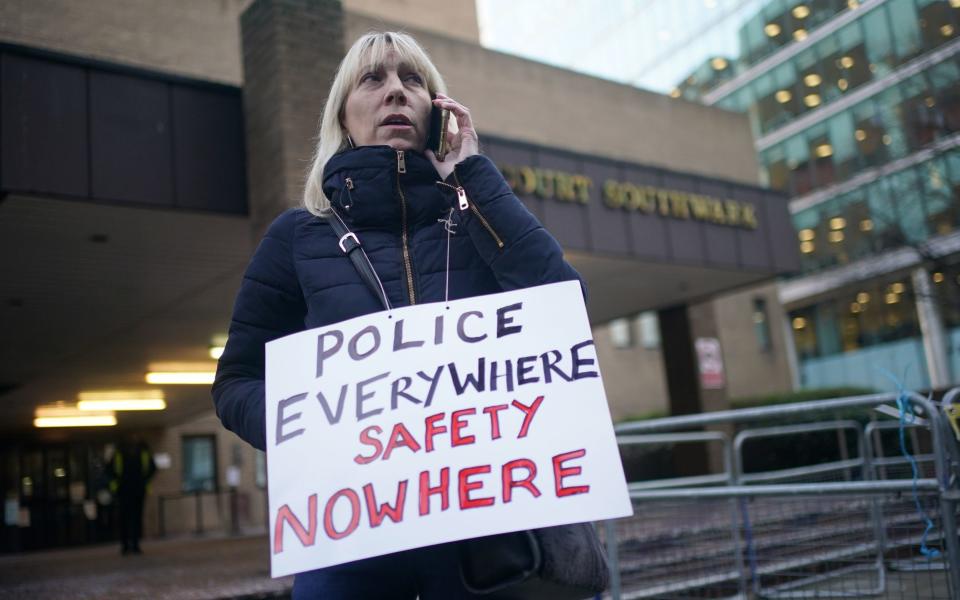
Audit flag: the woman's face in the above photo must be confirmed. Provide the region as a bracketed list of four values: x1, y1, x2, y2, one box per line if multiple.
[342, 50, 432, 152]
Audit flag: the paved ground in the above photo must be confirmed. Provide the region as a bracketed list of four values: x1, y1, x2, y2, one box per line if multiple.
[0, 534, 293, 599]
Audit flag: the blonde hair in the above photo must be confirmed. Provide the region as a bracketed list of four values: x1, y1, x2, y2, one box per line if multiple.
[302, 31, 447, 216]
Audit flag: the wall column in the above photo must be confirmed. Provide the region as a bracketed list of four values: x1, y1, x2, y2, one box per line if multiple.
[240, 0, 345, 238]
[658, 302, 731, 475]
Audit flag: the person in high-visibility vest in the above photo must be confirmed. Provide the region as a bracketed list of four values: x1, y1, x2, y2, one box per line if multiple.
[109, 435, 156, 555]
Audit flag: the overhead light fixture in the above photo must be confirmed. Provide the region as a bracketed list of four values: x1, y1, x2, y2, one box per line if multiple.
[798, 228, 815, 241]
[78, 390, 166, 411]
[793, 29, 808, 41]
[839, 56, 855, 69]
[855, 129, 867, 141]
[804, 93, 821, 107]
[34, 406, 117, 428]
[209, 346, 225, 359]
[925, 96, 936, 107]
[146, 362, 217, 385]
[816, 143, 834, 158]
[885, 292, 899, 304]
[792, 5, 810, 19]
[856, 292, 870, 304]
[828, 230, 844, 243]
[860, 219, 873, 231]
[765, 23, 782, 37]
[941, 24, 954, 37]
[800, 241, 815, 253]
[669, 88, 682, 98]
[882, 134, 892, 145]
[933, 272, 944, 283]
[838, 78, 849, 91]
[775, 89, 793, 103]
[848, 0, 860, 8]
[950, 0, 960, 8]
[792, 317, 807, 330]
[850, 302, 862, 314]
[829, 216, 845, 230]
[803, 73, 822, 87]
[890, 282, 905, 294]
[711, 57, 728, 70]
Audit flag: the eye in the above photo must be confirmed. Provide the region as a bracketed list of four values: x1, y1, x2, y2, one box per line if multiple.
[359, 72, 380, 84]
[404, 72, 424, 85]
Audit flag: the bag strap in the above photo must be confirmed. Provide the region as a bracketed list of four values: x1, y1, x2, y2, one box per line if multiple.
[325, 209, 391, 311]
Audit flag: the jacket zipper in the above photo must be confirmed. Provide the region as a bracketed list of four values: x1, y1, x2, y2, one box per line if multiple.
[453, 169, 505, 249]
[396, 150, 416, 304]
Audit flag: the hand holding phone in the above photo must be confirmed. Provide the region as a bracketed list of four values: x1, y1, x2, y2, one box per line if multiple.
[427, 93, 479, 180]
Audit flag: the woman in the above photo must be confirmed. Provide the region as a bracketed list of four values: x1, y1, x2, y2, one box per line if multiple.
[213, 31, 582, 599]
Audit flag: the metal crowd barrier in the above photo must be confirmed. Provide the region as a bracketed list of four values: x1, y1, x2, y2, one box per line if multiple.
[601, 389, 960, 600]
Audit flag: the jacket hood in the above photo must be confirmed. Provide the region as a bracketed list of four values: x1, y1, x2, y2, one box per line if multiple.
[322, 146, 451, 230]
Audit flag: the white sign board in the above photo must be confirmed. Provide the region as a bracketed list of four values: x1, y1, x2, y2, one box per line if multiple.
[265, 280, 632, 578]
[695, 337, 726, 389]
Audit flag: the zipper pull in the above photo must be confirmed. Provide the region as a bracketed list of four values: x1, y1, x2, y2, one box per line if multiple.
[396, 150, 406, 174]
[345, 177, 354, 190]
[456, 187, 468, 211]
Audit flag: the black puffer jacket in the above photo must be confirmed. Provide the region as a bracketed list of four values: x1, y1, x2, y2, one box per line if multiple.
[212, 146, 582, 450]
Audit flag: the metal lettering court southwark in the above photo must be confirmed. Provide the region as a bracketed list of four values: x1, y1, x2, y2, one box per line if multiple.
[481, 135, 799, 275]
[598, 388, 960, 599]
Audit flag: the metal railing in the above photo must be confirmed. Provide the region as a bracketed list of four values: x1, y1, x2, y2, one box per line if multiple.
[601, 389, 960, 599]
[157, 488, 244, 538]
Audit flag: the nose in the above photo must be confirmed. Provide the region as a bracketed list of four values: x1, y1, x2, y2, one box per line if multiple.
[384, 72, 407, 105]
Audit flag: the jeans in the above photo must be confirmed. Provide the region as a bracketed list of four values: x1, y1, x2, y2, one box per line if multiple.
[291, 542, 486, 600]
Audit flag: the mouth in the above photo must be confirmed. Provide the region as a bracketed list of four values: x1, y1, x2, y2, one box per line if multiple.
[379, 114, 414, 128]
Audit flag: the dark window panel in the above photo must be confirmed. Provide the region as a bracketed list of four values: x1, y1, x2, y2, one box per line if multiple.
[89, 71, 173, 206]
[171, 86, 246, 213]
[1, 52, 88, 196]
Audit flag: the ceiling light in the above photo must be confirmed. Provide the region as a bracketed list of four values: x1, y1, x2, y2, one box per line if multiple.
[804, 93, 821, 107]
[792, 317, 807, 330]
[856, 292, 870, 304]
[860, 219, 873, 231]
[816, 143, 834, 158]
[855, 128, 867, 141]
[209, 345, 225, 359]
[804, 73, 822, 87]
[838, 78, 849, 91]
[933, 272, 944, 283]
[885, 292, 899, 304]
[711, 57, 728, 70]
[848, 0, 860, 8]
[829, 216, 845, 229]
[792, 5, 810, 19]
[798, 228, 815, 241]
[793, 29, 808, 41]
[890, 282, 905, 294]
[828, 230, 844, 242]
[800, 241, 815, 253]
[146, 361, 217, 385]
[34, 406, 117, 428]
[77, 390, 167, 412]
[775, 89, 793, 103]
[850, 302, 862, 313]
[882, 134, 892, 145]
[950, 0, 960, 7]
[839, 56, 855, 69]
[942, 24, 955, 37]
[765, 23, 782, 37]
[925, 96, 936, 107]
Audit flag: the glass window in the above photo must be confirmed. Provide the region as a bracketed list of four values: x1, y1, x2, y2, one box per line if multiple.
[752, 297, 773, 352]
[898, 73, 939, 151]
[609, 318, 633, 349]
[887, 0, 924, 64]
[827, 109, 858, 181]
[255, 450, 266, 488]
[886, 168, 930, 243]
[807, 122, 836, 189]
[182, 436, 217, 493]
[795, 46, 824, 115]
[923, 156, 957, 236]
[786, 133, 814, 194]
[637, 311, 661, 349]
[761, 144, 791, 192]
[853, 99, 888, 167]
[876, 85, 909, 160]
[861, 4, 896, 77]
[928, 61, 960, 134]
[916, 0, 959, 53]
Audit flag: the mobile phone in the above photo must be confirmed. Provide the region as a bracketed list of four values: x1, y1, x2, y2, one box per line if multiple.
[427, 103, 451, 160]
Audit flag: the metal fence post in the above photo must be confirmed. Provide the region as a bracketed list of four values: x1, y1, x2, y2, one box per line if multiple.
[603, 519, 621, 600]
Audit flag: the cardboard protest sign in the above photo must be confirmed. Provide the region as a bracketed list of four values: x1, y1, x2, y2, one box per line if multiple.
[265, 280, 633, 577]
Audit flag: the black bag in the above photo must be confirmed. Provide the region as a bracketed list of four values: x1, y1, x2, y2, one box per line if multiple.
[458, 523, 610, 599]
[325, 212, 611, 599]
